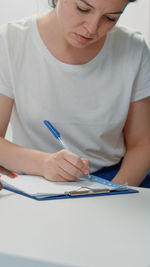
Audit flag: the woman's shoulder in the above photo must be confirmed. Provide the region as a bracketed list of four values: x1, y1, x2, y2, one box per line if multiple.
[0, 15, 36, 42]
[107, 25, 147, 58]
[109, 25, 145, 46]
[0, 15, 37, 60]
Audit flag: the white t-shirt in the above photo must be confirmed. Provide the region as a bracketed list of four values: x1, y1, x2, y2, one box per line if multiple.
[0, 16, 150, 172]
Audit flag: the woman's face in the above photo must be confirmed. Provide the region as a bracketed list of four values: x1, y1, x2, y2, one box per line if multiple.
[55, 0, 128, 48]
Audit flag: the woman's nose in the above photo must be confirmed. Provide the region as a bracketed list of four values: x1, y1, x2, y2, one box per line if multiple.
[84, 17, 100, 35]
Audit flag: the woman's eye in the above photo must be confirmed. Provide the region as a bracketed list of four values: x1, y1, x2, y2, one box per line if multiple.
[106, 16, 117, 22]
[76, 5, 89, 13]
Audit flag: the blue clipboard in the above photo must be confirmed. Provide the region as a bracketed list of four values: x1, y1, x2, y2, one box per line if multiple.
[2, 174, 139, 201]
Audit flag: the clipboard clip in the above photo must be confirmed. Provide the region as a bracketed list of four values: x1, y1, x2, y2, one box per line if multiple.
[68, 187, 110, 196]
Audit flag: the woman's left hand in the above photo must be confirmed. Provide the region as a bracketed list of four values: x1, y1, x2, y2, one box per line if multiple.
[0, 166, 16, 190]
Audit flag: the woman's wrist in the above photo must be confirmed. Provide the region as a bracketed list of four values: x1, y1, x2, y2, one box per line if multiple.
[33, 151, 51, 177]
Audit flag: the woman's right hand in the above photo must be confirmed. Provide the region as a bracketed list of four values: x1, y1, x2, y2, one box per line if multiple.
[42, 149, 90, 182]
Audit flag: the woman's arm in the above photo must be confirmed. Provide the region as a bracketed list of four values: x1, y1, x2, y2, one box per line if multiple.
[0, 94, 90, 183]
[112, 97, 150, 186]
[0, 94, 17, 189]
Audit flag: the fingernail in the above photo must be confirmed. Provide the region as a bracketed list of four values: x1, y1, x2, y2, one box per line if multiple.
[12, 172, 18, 178]
[84, 169, 90, 174]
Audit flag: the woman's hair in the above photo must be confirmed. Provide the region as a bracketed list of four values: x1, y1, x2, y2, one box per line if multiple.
[49, 0, 57, 8]
[49, 0, 137, 8]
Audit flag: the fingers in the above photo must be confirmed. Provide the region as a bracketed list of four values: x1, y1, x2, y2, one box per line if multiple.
[59, 158, 84, 179]
[81, 158, 90, 174]
[0, 182, 2, 191]
[0, 166, 16, 178]
[0, 166, 15, 191]
[64, 151, 85, 171]
[0, 166, 17, 191]
[58, 150, 90, 179]
[43, 150, 90, 182]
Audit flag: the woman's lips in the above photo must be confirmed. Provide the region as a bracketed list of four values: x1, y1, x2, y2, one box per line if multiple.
[76, 33, 93, 43]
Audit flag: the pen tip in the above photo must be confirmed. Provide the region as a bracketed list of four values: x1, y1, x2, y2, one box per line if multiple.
[87, 174, 93, 181]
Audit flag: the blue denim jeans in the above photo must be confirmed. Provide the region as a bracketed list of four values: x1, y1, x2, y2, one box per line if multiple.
[92, 160, 150, 188]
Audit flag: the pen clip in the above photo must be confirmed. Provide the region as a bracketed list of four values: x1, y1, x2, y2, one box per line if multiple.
[68, 187, 110, 196]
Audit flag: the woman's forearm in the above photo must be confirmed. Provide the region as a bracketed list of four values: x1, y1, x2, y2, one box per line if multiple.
[0, 137, 90, 182]
[112, 144, 150, 186]
[0, 137, 48, 176]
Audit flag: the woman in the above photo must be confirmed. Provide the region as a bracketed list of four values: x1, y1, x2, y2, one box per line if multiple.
[0, 0, 150, 188]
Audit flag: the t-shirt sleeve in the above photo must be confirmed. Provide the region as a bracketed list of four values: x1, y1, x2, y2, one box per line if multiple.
[131, 38, 150, 102]
[0, 24, 14, 99]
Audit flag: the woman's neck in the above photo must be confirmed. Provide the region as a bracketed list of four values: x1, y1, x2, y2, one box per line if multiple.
[37, 11, 106, 65]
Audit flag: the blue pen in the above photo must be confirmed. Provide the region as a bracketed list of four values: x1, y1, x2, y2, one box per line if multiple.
[43, 120, 69, 149]
[43, 120, 93, 181]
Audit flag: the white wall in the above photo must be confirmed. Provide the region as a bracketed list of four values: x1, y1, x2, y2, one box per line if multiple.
[0, 0, 36, 24]
[118, 0, 150, 46]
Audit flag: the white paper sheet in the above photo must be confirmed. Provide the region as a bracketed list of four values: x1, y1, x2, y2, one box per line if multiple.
[1, 174, 115, 197]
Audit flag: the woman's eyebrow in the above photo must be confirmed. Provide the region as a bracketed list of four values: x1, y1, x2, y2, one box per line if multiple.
[108, 11, 123, 14]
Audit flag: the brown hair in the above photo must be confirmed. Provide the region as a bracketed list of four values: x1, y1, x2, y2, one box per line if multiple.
[49, 0, 57, 8]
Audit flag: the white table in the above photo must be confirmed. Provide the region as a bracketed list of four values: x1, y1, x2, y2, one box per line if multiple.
[0, 187, 150, 267]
